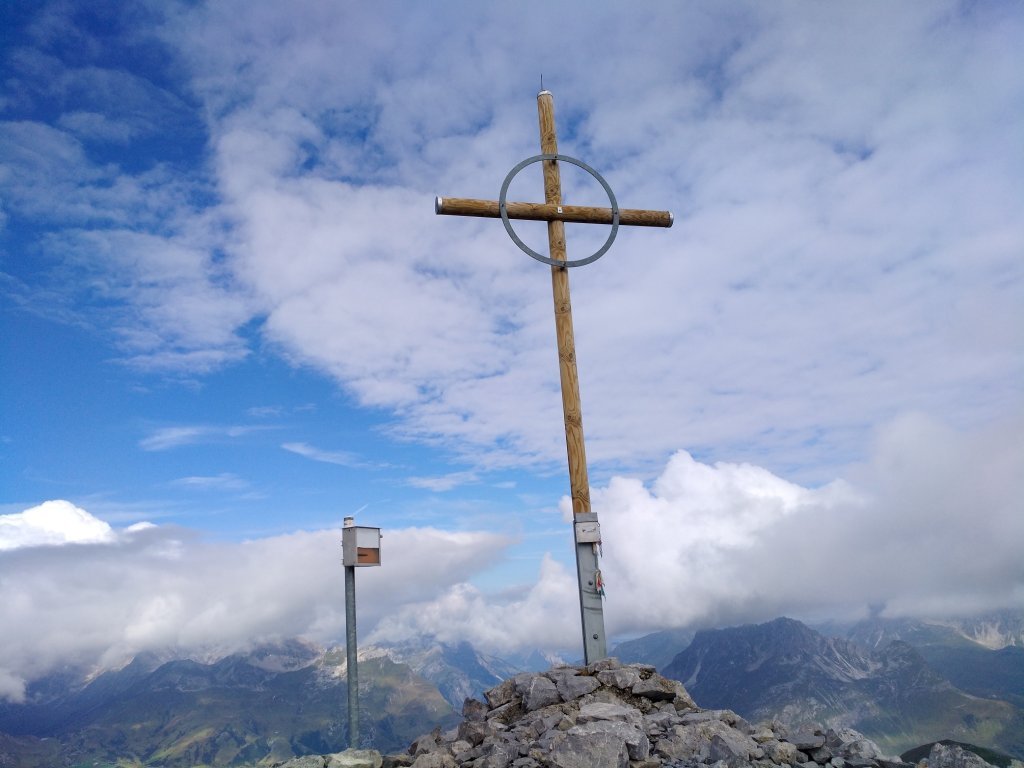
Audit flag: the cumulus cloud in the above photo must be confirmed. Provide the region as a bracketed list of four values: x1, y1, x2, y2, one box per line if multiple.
[594, 412, 1024, 634]
[346, 414, 1024, 654]
[0, 500, 116, 550]
[367, 554, 580, 655]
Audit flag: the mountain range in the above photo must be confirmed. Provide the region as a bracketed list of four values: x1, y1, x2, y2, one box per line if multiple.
[0, 639, 459, 767]
[359, 636, 522, 710]
[2, 612, 1022, 767]
[663, 616, 1024, 758]
[823, 614, 1024, 709]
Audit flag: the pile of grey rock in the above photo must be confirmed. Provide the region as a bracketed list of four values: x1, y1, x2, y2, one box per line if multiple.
[276, 658, 1003, 768]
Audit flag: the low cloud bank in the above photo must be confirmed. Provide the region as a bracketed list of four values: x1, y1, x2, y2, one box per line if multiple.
[358, 413, 1024, 650]
[2, 413, 1021, 701]
[0, 511, 509, 702]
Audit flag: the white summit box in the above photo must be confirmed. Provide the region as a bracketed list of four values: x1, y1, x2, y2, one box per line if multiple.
[342, 519, 381, 567]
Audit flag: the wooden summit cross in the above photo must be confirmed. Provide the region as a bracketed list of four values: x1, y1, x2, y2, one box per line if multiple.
[435, 90, 672, 664]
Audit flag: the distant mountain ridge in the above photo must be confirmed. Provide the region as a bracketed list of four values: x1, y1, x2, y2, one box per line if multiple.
[611, 627, 696, 671]
[0, 639, 458, 767]
[825, 612, 1024, 652]
[361, 636, 522, 709]
[822, 613, 1024, 710]
[662, 617, 1024, 758]
[3, 612, 1023, 767]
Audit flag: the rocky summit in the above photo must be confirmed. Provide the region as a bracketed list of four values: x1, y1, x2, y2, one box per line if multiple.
[275, 657, 1009, 768]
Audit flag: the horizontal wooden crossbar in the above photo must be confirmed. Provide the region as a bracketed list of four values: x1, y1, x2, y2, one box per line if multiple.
[435, 196, 673, 228]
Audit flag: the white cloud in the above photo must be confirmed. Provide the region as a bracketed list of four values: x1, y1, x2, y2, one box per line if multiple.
[0, 500, 115, 550]
[594, 412, 1024, 634]
[352, 413, 1024, 654]
[0, 117, 254, 372]
[2, 413, 1022, 698]
[281, 441, 368, 468]
[249, 404, 316, 419]
[0, 668, 25, 704]
[139, 425, 264, 451]
[0, 506, 512, 702]
[54, 228, 255, 372]
[406, 471, 479, 493]
[150, 0, 1023, 482]
[4, 2, 1021, 479]
[171, 474, 249, 491]
[367, 554, 580, 655]
[57, 111, 139, 143]
[3, 2, 1023, 698]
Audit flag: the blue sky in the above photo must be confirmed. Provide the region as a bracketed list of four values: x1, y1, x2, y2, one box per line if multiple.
[1, 1, 1022, 697]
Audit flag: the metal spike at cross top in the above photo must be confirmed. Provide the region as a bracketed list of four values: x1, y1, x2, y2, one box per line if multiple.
[435, 90, 673, 664]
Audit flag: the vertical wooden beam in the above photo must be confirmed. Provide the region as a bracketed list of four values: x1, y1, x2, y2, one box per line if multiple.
[537, 90, 607, 663]
[538, 91, 591, 515]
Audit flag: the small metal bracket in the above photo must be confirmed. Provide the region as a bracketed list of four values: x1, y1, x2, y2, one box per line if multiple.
[498, 153, 620, 268]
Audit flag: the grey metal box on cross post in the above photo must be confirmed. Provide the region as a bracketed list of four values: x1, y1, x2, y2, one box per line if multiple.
[574, 513, 601, 544]
[342, 523, 381, 566]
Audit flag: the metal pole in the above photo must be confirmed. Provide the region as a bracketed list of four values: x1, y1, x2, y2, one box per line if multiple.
[344, 564, 359, 749]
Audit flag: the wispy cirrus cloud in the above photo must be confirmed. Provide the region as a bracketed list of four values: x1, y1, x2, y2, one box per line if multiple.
[0, 119, 254, 374]
[140, 425, 266, 451]
[0, 16, 255, 377]
[170, 473, 250, 491]
[406, 471, 479, 492]
[247, 404, 315, 419]
[281, 441, 378, 469]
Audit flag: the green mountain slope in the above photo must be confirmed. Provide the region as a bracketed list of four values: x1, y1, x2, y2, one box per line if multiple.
[1, 646, 456, 767]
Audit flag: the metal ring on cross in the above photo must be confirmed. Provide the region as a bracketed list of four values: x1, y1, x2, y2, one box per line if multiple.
[498, 153, 619, 268]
